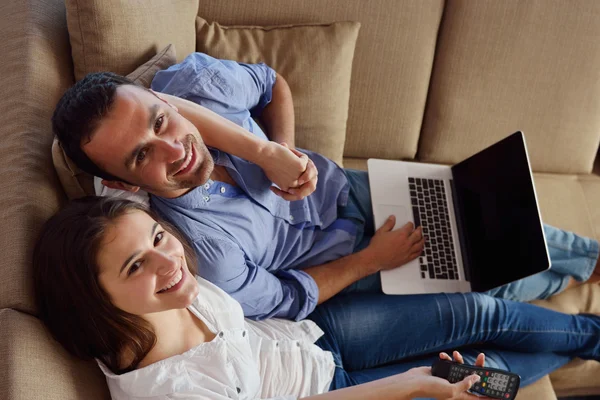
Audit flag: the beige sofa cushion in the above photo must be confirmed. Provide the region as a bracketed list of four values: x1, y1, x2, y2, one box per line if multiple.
[196, 17, 360, 166]
[51, 45, 177, 200]
[419, 0, 600, 174]
[0, 309, 110, 400]
[65, 0, 197, 81]
[194, 1, 445, 162]
[0, 0, 74, 313]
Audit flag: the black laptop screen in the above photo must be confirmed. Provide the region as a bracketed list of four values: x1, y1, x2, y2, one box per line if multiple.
[451, 132, 550, 293]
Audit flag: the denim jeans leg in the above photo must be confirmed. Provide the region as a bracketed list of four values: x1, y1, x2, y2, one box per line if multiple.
[337, 169, 381, 294]
[485, 224, 599, 301]
[308, 291, 600, 378]
[328, 350, 570, 396]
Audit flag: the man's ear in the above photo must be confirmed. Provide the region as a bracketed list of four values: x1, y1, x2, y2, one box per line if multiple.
[149, 89, 178, 112]
[101, 179, 141, 193]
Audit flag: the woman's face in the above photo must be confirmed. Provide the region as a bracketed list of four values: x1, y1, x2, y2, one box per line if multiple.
[97, 210, 199, 316]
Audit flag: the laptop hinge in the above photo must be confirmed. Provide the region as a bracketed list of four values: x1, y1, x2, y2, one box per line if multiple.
[449, 179, 472, 283]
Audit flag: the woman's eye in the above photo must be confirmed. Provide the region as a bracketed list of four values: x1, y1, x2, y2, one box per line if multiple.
[154, 231, 164, 246]
[154, 115, 164, 133]
[128, 261, 142, 276]
[136, 149, 147, 163]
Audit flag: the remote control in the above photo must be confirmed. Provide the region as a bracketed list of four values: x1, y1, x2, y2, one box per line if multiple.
[431, 359, 520, 399]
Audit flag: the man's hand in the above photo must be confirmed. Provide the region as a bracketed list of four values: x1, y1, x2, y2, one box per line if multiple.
[257, 141, 307, 191]
[408, 351, 492, 400]
[360, 216, 425, 274]
[270, 143, 318, 201]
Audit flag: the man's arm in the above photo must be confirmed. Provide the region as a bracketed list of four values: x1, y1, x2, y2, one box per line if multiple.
[260, 73, 295, 147]
[304, 216, 425, 304]
[195, 237, 319, 321]
[158, 92, 306, 192]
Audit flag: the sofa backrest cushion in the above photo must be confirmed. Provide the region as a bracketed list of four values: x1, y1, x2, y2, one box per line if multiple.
[419, 0, 600, 174]
[194, 0, 445, 161]
[66, 0, 198, 81]
[196, 17, 360, 166]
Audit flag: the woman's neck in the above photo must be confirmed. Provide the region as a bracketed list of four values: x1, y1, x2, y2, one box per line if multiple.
[124, 307, 216, 370]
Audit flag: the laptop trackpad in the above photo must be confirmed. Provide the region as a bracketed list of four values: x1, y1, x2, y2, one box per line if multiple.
[375, 205, 409, 230]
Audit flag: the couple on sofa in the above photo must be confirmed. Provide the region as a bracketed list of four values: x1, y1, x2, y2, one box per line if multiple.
[34, 52, 600, 399]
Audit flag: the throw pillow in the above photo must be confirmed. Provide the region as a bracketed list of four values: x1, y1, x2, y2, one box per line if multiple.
[52, 45, 177, 199]
[65, 0, 197, 81]
[195, 17, 361, 166]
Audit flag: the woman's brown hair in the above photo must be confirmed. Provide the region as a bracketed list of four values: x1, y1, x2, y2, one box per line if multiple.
[33, 196, 198, 374]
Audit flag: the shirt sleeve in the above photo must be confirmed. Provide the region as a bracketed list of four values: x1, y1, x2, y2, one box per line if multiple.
[151, 52, 277, 118]
[193, 237, 319, 321]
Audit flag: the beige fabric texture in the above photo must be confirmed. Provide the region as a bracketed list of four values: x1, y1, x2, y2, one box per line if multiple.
[419, 0, 600, 174]
[66, 0, 197, 81]
[51, 44, 177, 199]
[194, 0, 445, 161]
[0, 309, 110, 400]
[0, 0, 72, 313]
[195, 17, 359, 166]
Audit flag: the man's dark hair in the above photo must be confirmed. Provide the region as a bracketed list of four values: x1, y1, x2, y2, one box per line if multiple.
[52, 72, 139, 182]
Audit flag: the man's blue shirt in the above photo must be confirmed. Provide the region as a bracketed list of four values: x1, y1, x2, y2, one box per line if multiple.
[150, 53, 355, 321]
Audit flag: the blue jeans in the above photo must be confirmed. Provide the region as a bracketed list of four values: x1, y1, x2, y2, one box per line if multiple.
[310, 169, 600, 394]
[309, 291, 600, 395]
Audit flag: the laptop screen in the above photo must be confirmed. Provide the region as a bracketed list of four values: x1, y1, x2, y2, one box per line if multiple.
[451, 132, 550, 293]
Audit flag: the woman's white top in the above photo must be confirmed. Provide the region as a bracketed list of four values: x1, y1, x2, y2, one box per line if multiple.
[97, 277, 335, 399]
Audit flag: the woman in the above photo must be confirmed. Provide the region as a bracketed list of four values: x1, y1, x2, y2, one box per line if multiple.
[33, 197, 600, 400]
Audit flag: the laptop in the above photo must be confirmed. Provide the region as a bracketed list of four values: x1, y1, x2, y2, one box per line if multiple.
[368, 131, 551, 295]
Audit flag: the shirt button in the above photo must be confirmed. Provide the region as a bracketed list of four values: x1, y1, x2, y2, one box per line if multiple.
[242, 330, 246, 337]
[296, 342, 301, 347]
[220, 186, 226, 194]
[319, 220, 324, 225]
[204, 183, 210, 189]
[219, 332, 224, 338]
[289, 215, 294, 221]
[204, 196, 210, 202]
[236, 387, 241, 394]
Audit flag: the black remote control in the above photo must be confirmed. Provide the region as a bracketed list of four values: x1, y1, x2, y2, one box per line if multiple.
[431, 359, 520, 399]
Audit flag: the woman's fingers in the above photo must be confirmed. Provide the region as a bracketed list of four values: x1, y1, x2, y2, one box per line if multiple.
[475, 353, 485, 367]
[453, 351, 465, 364]
[439, 352, 452, 361]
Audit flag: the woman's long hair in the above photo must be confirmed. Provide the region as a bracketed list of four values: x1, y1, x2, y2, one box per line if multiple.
[33, 196, 198, 374]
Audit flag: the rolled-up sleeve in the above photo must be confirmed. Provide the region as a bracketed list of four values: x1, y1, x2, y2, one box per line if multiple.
[194, 237, 318, 321]
[151, 52, 276, 118]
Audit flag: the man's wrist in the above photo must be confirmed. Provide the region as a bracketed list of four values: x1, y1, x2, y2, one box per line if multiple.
[354, 248, 381, 277]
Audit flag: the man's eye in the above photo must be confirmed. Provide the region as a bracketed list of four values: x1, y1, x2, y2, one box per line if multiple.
[154, 115, 164, 133]
[154, 231, 164, 246]
[136, 149, 147, 163]
[128, 261, 142, 276]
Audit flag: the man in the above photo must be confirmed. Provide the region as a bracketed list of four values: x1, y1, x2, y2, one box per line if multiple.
[53, 52, 600, 321]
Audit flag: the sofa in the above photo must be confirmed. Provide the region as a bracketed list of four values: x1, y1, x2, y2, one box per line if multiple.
[1, 0, 600, 399]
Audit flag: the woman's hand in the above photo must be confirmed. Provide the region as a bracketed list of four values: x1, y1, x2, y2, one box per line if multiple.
[408, 351, 493, 400]
[260, 142, 318, 201]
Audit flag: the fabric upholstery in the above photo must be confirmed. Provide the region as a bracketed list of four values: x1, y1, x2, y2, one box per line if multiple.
[65, 0, 197, 81]
[194, 0, 445, 161]
[0, 0, 72, 313]
[419, 0, 600, 174]
[195, 17, 360, 166]
[51, 45, 177, 199]
[0, 309, 110, 400]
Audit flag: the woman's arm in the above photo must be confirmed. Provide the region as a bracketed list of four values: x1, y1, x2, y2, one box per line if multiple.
[300, 352, 487, 400]
[156, 92, 308, 193]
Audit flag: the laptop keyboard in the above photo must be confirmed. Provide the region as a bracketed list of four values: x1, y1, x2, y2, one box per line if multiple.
[408, 177, 459, 281]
